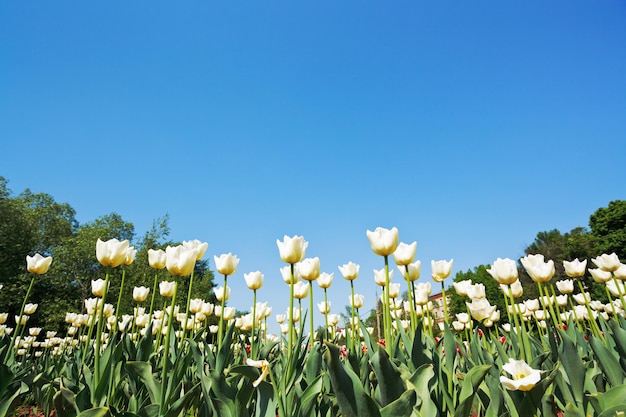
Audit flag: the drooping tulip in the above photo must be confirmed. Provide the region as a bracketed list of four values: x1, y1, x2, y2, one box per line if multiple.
[366, 227, 399, 257]
[276, 235, 308, 264]
[26, 253, 53, 275]
[96, 238, 130, 268]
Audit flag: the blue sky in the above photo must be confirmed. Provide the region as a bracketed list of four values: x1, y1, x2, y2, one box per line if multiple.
[2, 0, 625, 335]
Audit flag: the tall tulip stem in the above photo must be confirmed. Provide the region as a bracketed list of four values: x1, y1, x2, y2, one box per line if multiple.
[308, 281, 315, 347]
[160, 280, 179, 417]
[383, 255, 392, 353]
[217, 274, 228, 348]
[180, 269, 196, 347]
[251, 289, 257, 357]
[289, 263, 295, 356]
[94, 269, 111, 387]
[6, 274, 36, 362]
[115, 268, 127, 326]
[350, 280, 356, 351]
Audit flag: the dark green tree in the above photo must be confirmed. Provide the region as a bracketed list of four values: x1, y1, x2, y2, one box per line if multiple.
[589, 200, 626, 258]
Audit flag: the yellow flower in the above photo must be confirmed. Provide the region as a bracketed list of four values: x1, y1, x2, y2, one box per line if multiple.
[26, 253, 53, 274]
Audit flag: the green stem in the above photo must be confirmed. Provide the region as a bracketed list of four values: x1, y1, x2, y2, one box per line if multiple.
[308, 281, 315, 347]
[323, 289, 329, 341]
[160, 280, 179, 417]
[403, 268, 416, 333]
[147, 272, 159, 336]
[94, 269, 111, 388]
[251, 289, 257, 357]
[217, 274, 228, 349]
[180, 269, 195, 347]
[115, 268, 126, 326]
[289, 264, 295, 357]
[6, 274, 36, 362]
[350, 280, 356, 352]
[383, 255, 392, 354]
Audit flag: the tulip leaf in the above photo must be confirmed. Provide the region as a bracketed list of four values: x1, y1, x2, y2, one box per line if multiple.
[563, 402, 585, 417]
[323, 343, 381, 417]
[77, 407, 112, 417]
[380, 389, 417, 417]
[254, 380, 276, 417]
[557, 329, 585, 405]
[588, 335, 624, 388]
[453, 364, 491, 417]
[126, 361, 160, 404]
[299, 374, 324, 417]
[371, 346, 405, 406]
[410, 321, 430, 370]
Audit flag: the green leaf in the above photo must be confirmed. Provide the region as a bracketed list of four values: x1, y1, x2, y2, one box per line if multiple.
[453, 364, 491, 417]
[77, 407, 112, 417]
[380, 390, 417, 417]
[589, 335, 624, 388]
[557, 329, 585, 405]
[323, 343, 381, 417]
[370, 346, 406, 406]
[126, 361, 160, 405]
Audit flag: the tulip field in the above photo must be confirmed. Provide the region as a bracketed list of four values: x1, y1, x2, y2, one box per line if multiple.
[3, 228, 626, 417]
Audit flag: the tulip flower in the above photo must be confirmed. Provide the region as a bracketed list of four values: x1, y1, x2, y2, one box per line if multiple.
[244, 271, 264, 290]
[299, 257, 320, 281]
[374, 268, 392, 286]
[388, 282, 401, 299]
[182, 239, 208, 261]
[592, 253, 621, 272]
[563, 258, 587, 278]
[165, 245, 196, 277]
[293, 281, 309, 299]
[159, 281, 176, 297]
[24, 303, 38, 315]
[280, 265, 301, 284]
[555, 279, 574, 294]
[500, 358, 542, 391]
[520, 254, 555, 283]
[393, 241, 417, 266]
[123, 246, 137, 265]
[589, 268, 612, 283]
[276, 235, 308, 264]
[317, 301, 331, 314]
[317, 272, 334, 289]
[92, 279, 107, 297]
[467, 298, 497, 322]
[487, 258, 518, 285]
[214, 285, 231, 302]
[338, 262, 360, 281]
[96, 238, 130, 268]
[148, 249, 167, 270]
[366, 227, 399, 257]
[349, 294, 365, 309]
[431, 259, 453, 283]
[466, 283, 486, 300]
[133, 286, 150, 302]
[614, 264, 626, 280]
[214, 253, 240, 276]
[26, 253, 53, 275]
[453, 280, 472, 297]
[398, 261, 421, 282]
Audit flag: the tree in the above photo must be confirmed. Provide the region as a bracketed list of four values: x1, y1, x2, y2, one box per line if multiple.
[590, 200, 626, 258]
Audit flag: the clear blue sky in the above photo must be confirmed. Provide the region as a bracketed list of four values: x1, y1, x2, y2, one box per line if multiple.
[2, 1, 625, 335]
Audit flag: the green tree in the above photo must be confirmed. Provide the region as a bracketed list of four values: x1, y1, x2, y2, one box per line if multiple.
[589, 200, 626, 258]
